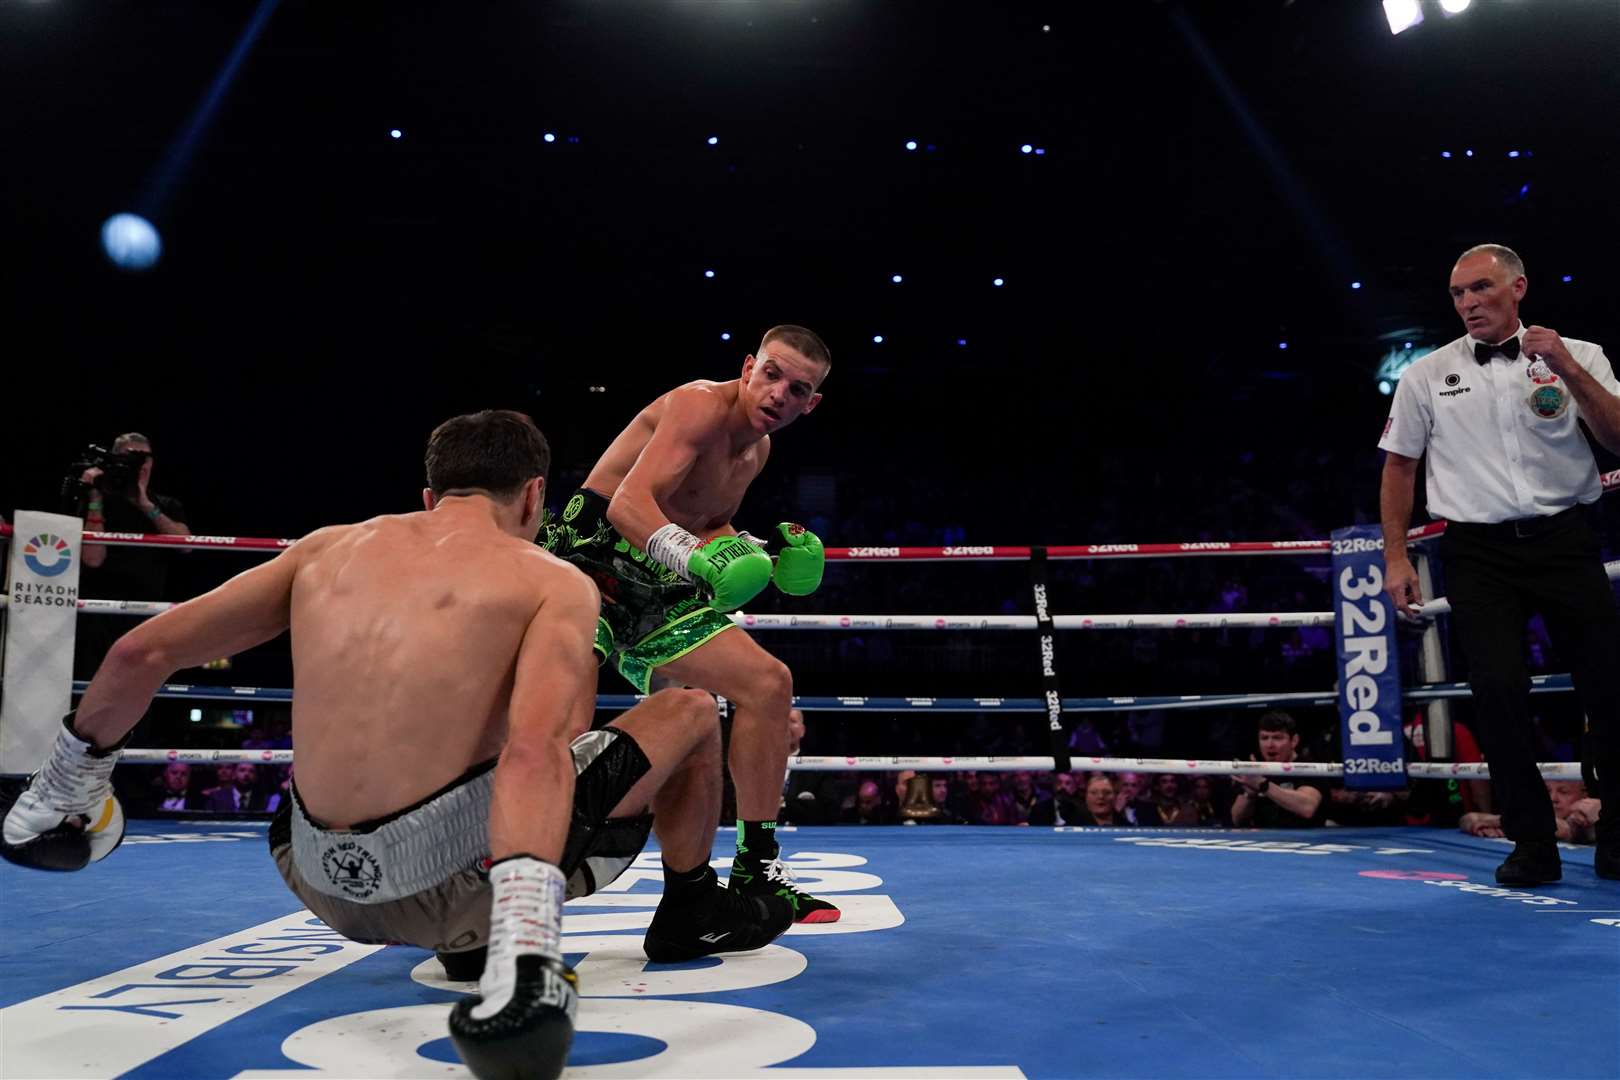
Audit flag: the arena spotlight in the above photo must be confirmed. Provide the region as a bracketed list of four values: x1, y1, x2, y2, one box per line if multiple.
[1383, 0, 1423, 35]
[704, 269, 715, 278]
[1439, 0, 1471, 14]
[872, 334, 885, 344]
[706, 136, 719, 146]
[721, 331, 732, 341]
[1378, 380, 1394, 396]
[389, 128, 402, 139]
[101, 212, 162, 270]
[992, 277, 1005, 287]
[1351, 281, 1363, 290]
[957, 338, 968, 346]
[543, 132, 556, 143]
[1562, 275, 1573, 283]
[1020, 144, 1033, 154]
[891, 274, 903, 284]
[905, 140, 918, 151]
[1278, 342, 1289, 350]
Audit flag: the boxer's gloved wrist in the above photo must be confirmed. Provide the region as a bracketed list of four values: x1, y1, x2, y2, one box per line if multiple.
[686, 535, 773, 612]
[646, 523, 705, 581]
[647, 524, 773, 611]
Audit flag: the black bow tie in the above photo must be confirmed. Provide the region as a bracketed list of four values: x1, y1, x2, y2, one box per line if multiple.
[1474, 338, 1520, 364]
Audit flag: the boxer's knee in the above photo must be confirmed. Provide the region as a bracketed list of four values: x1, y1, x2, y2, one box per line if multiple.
[738, 656, 792, 713]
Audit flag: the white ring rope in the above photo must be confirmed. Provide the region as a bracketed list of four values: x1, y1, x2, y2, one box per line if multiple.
[22, 559, 1620, 626]
[112, 746, 1580, 779]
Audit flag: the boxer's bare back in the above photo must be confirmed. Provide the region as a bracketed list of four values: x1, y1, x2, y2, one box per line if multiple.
[286, 505, 589, 827]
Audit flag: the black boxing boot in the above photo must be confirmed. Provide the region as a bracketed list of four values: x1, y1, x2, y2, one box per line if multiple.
[438, 946, 488, 983]
[643, 862, 795, 963]
[449, 856, 577, 1080]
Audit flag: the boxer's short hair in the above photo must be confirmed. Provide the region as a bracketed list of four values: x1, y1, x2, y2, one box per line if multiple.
[761, 325, 832, 382]
[425, 410, 550, 499]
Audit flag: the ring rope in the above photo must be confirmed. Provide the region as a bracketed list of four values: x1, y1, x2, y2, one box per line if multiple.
[108, 745, 1582, 779]
[5, 470, 1616, 559]
[28, 561, 1620, 626]
[0, 518, 1520, 561]
[66, 675, 1578, 711]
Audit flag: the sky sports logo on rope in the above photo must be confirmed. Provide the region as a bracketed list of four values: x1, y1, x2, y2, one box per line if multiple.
[1330, 525, 1405, 790]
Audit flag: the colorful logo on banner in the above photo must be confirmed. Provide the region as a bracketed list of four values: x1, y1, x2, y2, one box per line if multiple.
[22, 534, 73, 578]
[1330, 525, 1406, 790]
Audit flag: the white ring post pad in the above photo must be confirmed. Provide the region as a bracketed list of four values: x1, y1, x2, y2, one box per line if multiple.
[2, 511, 84, 774]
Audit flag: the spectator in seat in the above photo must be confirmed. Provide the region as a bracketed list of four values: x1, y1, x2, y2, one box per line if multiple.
[149, 762, 201, 812]
[206, 763, 266, 813]
[1231, 711, 1327, 828]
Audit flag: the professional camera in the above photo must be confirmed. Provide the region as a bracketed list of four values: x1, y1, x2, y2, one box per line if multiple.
[61, 444, 150, 507]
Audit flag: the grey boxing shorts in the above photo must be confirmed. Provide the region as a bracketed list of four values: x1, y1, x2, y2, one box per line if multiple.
[269, 726, 653, 956]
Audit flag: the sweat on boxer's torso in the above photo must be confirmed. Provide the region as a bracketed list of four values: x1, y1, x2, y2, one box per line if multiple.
[584, 380, 769, 535]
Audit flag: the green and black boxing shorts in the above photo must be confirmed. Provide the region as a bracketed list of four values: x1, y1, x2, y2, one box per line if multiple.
[541, 488, 736, 693]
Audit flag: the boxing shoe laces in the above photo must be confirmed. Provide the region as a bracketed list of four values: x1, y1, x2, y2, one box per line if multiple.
[730, 853, 842, 924]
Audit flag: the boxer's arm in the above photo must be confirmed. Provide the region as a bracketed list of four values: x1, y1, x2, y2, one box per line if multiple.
[488, 567, 601, 865]
[72, 531, 329, 750]
[607, 389, 723, 548]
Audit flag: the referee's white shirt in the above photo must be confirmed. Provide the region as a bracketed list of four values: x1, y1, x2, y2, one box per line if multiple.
[1378, 322, 1619, 523]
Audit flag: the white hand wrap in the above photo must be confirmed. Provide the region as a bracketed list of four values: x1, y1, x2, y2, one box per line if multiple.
[645, 523, 704, 581]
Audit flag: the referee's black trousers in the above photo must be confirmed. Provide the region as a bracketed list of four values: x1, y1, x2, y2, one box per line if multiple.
[1442, 506, 1620, 847]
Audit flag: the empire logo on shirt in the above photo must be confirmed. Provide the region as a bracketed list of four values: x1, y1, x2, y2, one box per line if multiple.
[1438, 373, 1471, 398]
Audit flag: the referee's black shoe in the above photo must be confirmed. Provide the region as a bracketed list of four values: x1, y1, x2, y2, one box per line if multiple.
[1596, 844, 1620, 882]
[1495, 841, 1561, 886]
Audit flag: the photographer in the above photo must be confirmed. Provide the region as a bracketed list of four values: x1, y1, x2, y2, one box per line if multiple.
[78, 433, 191, 567]
[71, 433, 191, 676]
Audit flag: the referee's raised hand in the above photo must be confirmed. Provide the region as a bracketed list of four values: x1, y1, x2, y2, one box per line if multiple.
[1522, 325, 1576, 377]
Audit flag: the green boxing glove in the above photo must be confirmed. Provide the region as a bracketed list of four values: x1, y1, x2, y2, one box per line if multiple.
[769, 522, 824, 596]
[646, 524, 773, 613]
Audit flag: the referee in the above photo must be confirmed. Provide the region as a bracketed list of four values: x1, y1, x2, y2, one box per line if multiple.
[1378, 243, 1620, 885]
